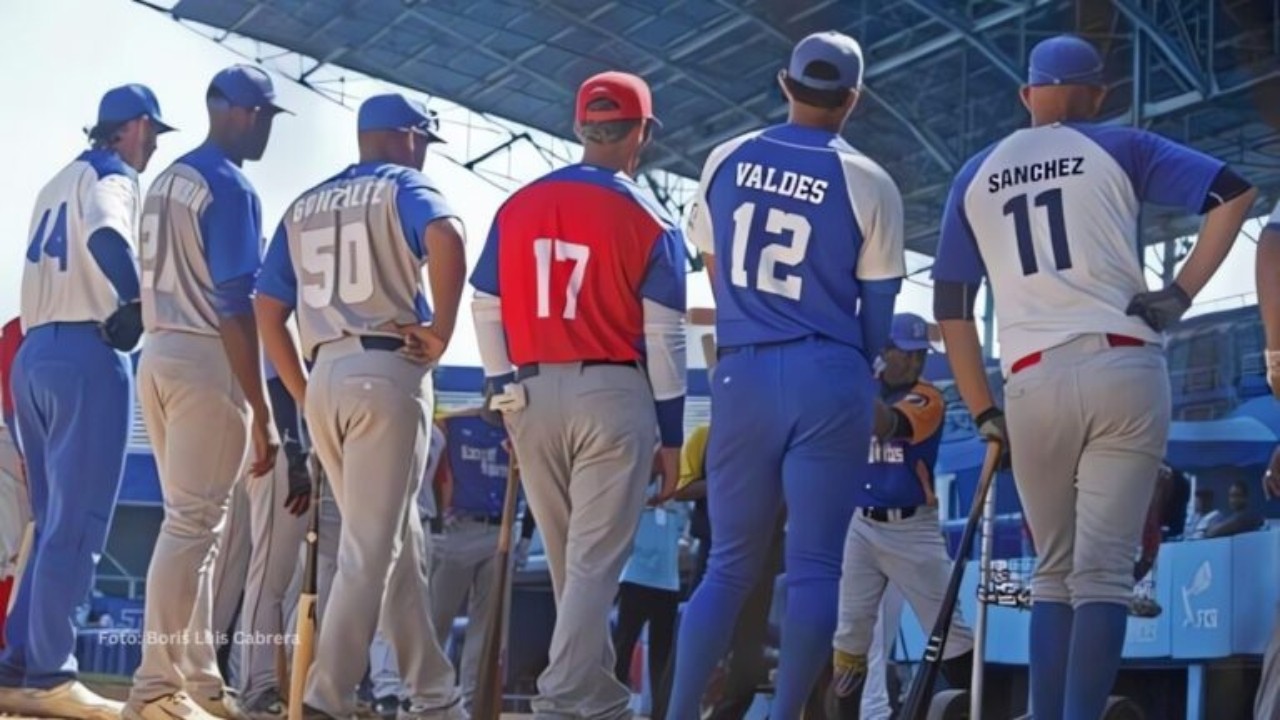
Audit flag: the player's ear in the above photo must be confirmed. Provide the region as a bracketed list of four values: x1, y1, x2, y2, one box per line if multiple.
[1019, 85, 1034, 114]
[776, 69, 792, 103]
[842, 88, 861, 117]
[1088, 86, 1108, 117]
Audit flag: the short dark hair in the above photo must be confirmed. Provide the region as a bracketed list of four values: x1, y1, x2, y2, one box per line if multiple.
[88, 121, 124, 143]
[783, 62, 853, 110]
[578, 98, 642, 144]
[1230, 480, 1249, 494]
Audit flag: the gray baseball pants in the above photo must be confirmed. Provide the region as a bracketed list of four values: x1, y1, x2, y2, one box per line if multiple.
[506, 362, 656, 720]
[132, 331, 251, 704]
[301, 337, 459, 718]
[1005, 335, 1170, 607]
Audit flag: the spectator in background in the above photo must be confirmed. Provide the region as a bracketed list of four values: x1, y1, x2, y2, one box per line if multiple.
[1203, 480, 1265, 539]
[1185, 489, 1222, 540]
[0, 318, 24, 454]
[612, 474, 689, 716]
[1159, 463, 1190, 540]
[1256, 446, 1280, 719]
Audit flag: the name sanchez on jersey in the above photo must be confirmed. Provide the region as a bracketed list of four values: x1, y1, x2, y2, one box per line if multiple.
[987, 156, 1085, 193]
[735, 162, 827, 205]
[290, 177, 395, 223]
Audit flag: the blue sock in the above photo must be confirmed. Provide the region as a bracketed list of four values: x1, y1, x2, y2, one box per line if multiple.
[1029, 601, 1073, 720]
[1064, 602, 1128, 720]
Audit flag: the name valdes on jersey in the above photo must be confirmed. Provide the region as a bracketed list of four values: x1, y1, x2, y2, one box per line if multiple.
[688, 124, 905, 350]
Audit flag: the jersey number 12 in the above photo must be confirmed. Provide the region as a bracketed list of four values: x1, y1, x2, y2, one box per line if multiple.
[730, 202, 810, 301]
[1004, 188, 1072, 276]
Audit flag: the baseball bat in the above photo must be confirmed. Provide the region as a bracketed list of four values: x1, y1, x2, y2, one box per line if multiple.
[7, 522, 33, 614]
[898, 440, 1001, 720]
[287, 457, 324, 720]
[471, 454, 522, 720]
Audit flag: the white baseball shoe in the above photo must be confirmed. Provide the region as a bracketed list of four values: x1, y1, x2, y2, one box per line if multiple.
[124, 692, 220, 720]
[0, 680, 124, 720]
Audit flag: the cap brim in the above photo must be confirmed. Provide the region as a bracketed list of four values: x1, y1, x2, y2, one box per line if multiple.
[264, 102, 293, 116]
[152, 118, 177, 134]
[892, 340, 932, 352]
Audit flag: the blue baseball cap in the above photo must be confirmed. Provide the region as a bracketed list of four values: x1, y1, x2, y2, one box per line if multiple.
[93, 84, 175, 137]
[209, 65, 290, 114]
[787, 31, 864, 92]
[1028, 35, 1105, 87]
[889, 313, 932, 352]
[357, 94, 445, 143]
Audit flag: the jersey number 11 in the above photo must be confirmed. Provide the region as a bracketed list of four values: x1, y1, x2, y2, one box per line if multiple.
[1004, 188, 1072, 276]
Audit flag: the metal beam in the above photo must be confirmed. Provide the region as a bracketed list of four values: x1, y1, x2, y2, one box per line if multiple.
[1111, 0, 1210, 95]
[901, 0, 1023, 84]
[863, 86, 958, 172]
[867, 0, 1055, 80]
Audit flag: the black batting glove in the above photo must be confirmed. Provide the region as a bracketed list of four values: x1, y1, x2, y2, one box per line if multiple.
[99, 301, 143, 352]
[283, 442, 312, 516]
[1126, 284, 1191, 333]
[974, 406, 1012, 470]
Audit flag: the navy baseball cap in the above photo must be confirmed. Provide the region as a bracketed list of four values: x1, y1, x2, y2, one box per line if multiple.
[889, 313, 932, 352]
[95, 84, 175, 135]
[358, 94, 445, 143]
[209, 65, 290, 114]
[1028, 35, 1104, 87]
[787, 31, 864, 92]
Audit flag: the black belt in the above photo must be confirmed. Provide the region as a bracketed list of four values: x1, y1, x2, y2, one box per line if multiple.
[515, 360, 638, 381]
[360, 336, 405, 352]
[455, 511, 503, 525]
[861, 506, 917, 522]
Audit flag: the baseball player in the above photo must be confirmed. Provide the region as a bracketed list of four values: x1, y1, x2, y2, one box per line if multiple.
[367, 421, 448, 718]
[1254, 198, 1280, 720]
[254, 92, 466, 720]
[0, 83, 171, 720]
[668, 30, 904, 718]
[220, 355, 311, 719]
[426, 408, 516, 712]
[471, 69, 687, 718]
[830, 313, 975, 715]
[1, 317, 23, 450]
[128, 65, 287, 720]
[931, 35, 1254, 720]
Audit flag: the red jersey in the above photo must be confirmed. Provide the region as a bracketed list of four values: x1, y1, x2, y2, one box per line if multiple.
[471, 164, 685, 365]
[0, 318, 23, 420]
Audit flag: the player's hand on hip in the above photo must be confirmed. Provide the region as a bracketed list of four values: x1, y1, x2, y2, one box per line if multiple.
[249, 412, 280, 478]
[1265, 350, 1280, 400]
[393, 324, 447, 365]
[650, 447, 681, 506]
[99, 300, 144, 352]
[1125, 283, 1191, 332]
[283, 443, 313, 516]
[1264, 446, 1280, 500]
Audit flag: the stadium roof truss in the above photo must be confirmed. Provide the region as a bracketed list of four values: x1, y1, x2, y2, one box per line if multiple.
[142, 0, 1280, 258]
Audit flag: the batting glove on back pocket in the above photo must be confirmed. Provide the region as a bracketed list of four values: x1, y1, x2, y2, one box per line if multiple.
[100, 301, 144, 352]
[284, 443, 313, 516]
[1125, 284, 1191, 333]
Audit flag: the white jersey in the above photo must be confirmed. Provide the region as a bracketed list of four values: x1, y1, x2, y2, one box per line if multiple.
[20, 150, 140, 332]
[933, 122, 1225, 375]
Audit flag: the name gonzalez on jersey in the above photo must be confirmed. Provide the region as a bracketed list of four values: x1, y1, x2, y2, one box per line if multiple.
[735, 161, 827, 205]
[988, 156, 1085, 193]
[291, 176, 395, 223]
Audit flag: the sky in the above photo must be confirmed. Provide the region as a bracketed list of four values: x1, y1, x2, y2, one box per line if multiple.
[0, 0, 1269, 369]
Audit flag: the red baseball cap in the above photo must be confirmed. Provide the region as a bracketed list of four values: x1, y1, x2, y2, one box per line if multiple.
[575, 71, 660, 127]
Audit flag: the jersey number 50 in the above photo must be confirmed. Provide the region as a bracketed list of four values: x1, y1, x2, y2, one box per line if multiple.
[730, 202, 810, 301]
[301, 223, 374, 307]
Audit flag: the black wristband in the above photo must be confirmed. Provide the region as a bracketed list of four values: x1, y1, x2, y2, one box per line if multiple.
[974, 406, 1003, 426]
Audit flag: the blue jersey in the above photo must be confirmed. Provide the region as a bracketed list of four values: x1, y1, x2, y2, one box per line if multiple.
[932, 123, 1225, 374]
[858, 380, 945, 508]
[142, 142, 262, 334]
[687, 124, 905, 350]
[442, 414, 510, 517]
[255, 163, 456, 360]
